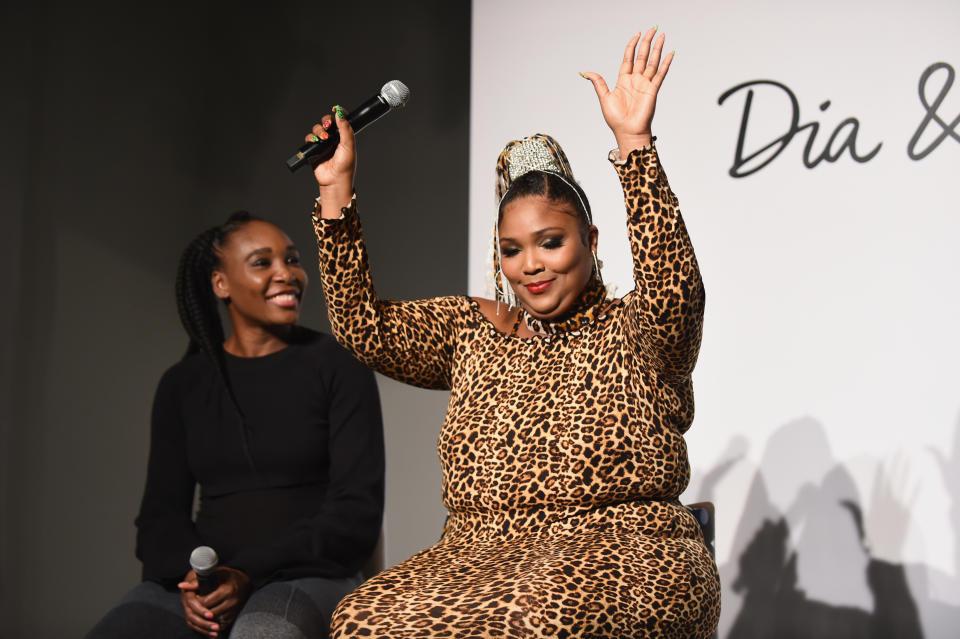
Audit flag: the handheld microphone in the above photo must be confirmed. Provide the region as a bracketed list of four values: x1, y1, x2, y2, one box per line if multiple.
[286, 80, 410, 172]
[189, 545, 219, 596]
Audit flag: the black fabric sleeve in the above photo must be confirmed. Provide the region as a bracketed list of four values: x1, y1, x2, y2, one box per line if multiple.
[227, 347, 385, 587]
[134, 368, 202, 588]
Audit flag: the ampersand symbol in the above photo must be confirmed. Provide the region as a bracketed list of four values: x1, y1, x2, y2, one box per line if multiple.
[908, 62, 960, 160]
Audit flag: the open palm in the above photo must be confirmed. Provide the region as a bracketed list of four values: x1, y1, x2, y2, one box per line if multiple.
[582, 28, 673, 143]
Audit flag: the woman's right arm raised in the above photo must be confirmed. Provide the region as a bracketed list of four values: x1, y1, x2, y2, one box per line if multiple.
[307, 108, 461, 390]
[311, 107, 357, 218]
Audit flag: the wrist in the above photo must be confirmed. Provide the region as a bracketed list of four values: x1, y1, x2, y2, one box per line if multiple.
[614, 132, 653, 156]
[317, 184, 354, 219]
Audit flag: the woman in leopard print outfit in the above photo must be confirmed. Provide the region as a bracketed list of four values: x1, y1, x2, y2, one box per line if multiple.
[307, 27, 720, 638]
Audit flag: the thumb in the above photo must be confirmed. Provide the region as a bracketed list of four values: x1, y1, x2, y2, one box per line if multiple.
[579, 71, 610, 101]
[178, 570, 199, 591]
[332, 105, 355, 153]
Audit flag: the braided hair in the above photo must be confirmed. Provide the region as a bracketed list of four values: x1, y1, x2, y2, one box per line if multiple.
[498, 170, 593, 231]
[492, 134, 598, 307]
[174, 211, 260, 470]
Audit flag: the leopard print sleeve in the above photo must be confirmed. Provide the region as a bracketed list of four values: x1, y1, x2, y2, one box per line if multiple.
[611, 143, 705, 380]
[312, 199, 461, 390]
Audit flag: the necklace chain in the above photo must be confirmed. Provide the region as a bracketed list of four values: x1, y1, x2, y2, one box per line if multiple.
[510, 278, 608, 337]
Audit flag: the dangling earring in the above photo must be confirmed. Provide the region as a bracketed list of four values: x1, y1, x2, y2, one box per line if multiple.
[592, 250, 604, 285]
[493, 222, 517, 309]
[497, 263, 517, 309]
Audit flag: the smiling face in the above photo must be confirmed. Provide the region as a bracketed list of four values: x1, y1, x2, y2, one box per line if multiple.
[498, 194, 597, 321]
[211, 220, 307, 331]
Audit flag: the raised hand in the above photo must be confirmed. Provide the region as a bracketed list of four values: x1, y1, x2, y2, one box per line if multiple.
[307, 105, 357, 219]
[580, 27, 674, 155]
[864, 455, 919, 562]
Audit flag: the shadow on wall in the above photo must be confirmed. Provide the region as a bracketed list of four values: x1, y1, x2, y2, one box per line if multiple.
[728, 518, 921, 638]
[690, 415, 960, 639]
[906, 414, 960, 638]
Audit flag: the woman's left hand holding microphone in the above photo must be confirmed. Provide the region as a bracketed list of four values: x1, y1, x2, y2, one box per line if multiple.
[308, 105, 357, 219]
[178, 566, 251, 637]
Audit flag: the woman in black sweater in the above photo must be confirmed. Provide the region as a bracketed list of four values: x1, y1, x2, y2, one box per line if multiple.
[86, 213, 384, 638]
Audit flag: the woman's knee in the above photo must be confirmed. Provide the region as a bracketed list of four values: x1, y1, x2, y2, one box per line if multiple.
[230, 579, 346, 639]
[84, 582, 191, 639]
[229, 612, 316, 639]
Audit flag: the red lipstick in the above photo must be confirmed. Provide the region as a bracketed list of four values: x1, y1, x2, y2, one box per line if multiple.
[524, 280, 553, 294]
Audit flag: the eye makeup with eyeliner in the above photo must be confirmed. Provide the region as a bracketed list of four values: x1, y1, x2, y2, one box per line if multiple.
[499, 230, 568, 258]
[540, 235, 566, 249]
[496, 194, 597, 320]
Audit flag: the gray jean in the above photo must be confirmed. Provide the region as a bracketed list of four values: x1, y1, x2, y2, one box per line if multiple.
[85, 574, 363, 639]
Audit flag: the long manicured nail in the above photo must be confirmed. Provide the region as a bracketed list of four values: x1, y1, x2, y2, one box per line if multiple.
[310, 134, 319, 142]
[322, 119, 331, 129]
[319, 130, 330, 140]
[334, 105, 345, 120]
[653, 24, 659, 31]
[670, 50, 676, 56]
[578, 71, 588, 79]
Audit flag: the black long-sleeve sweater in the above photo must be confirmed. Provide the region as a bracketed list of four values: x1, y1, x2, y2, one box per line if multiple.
[134, 327, 384, 589]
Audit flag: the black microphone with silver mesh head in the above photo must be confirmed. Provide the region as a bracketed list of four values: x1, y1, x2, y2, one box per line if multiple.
[286, 80, 410, 172]
[189, 545, 219, 596]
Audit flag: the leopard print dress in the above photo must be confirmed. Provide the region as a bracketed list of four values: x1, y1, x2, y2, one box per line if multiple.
[313, 144, 720, 638]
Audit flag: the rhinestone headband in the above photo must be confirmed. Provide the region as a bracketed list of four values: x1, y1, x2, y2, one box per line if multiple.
[492, 134, 593, 307]
[495, 134, 575, 199]
[508, 138, 564, 181]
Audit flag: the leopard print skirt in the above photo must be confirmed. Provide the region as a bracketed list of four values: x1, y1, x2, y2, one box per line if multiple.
[331, 500, 720, 638]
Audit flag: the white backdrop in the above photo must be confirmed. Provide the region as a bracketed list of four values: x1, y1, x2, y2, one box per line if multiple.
[470, 1, 960, 636]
